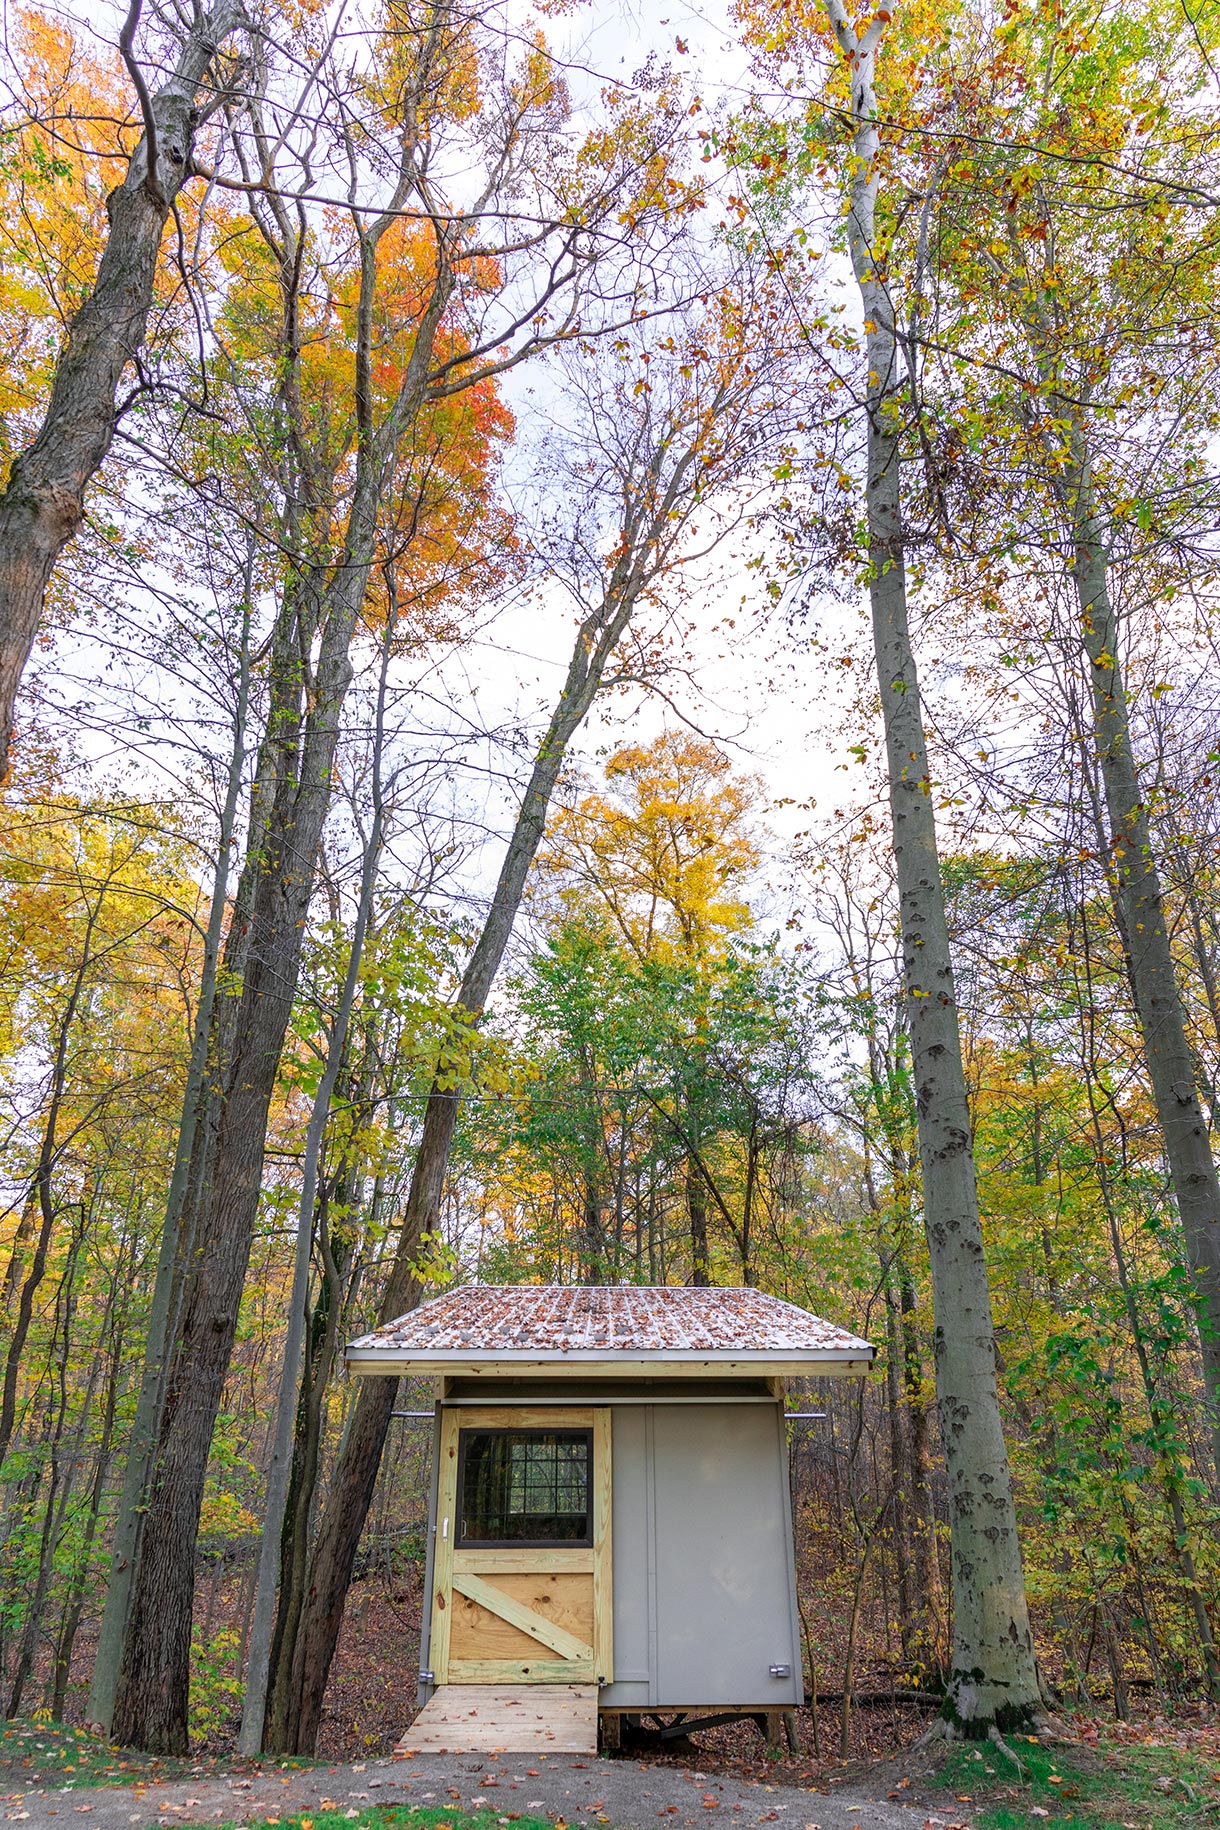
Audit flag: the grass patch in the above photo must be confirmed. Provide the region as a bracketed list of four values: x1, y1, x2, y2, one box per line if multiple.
[935, 1725, 1220, 1828]
[0, 1720, 317, 1788]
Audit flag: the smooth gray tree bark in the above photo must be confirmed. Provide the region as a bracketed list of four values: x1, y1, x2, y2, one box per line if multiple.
[1068, 475, 1220, 1479]
[822, 0, 1042, 1736]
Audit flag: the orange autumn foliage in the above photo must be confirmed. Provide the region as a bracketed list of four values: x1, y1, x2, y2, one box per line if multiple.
[0, 11, 133, 467]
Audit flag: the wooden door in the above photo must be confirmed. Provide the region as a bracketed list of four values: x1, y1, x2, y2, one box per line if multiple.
[429, 1406, 612, 1686]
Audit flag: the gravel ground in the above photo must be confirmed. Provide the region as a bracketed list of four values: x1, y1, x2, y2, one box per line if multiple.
[0, 1754, 964, 1830]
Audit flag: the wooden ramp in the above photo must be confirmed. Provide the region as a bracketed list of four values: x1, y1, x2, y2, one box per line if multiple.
[395, 1683, 598, 1755]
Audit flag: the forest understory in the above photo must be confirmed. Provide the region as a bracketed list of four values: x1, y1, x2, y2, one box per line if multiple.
[4, 1560, 1220, 1830]
[9, 1498, 1220, 1778]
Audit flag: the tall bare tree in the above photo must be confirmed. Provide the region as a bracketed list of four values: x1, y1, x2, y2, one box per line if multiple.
[815, 0, 1043, 1736]
[0, 0, 245, 771]
[106, 0, 693, 1751]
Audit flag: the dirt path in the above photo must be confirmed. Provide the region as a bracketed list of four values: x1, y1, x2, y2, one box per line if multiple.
[1, 1753, 962, 1830]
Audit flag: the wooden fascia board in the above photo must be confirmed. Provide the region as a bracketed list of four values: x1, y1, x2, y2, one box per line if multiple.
[344, 1349, 874, 1379]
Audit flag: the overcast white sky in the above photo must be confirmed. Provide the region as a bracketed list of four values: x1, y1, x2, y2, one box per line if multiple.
[439, 0, 867, 874]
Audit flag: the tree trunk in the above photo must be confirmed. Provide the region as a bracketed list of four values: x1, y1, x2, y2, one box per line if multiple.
[110, 578, 363, 1751]
[822, 0, 1041, 1735]
[264, 1192, 356, 1752]
[264, 1100, 455, 1754]
[0, 0, 243, 770]
[899, 1259, 944, 1672]
[238, 784, 385, 1753]
[582, 1171, 605, 1285]
[88, 585, 254, 1734]
[1069, 485, 1220, 1477]
[686, 1157, 710, 1286]
[882, 1272, 915, 1660]
[8, 1233, 92, 1719]
[740, 1121, 758, 1286]
[53, 1324, 119, 1717]
[265, 556, 650, 1755]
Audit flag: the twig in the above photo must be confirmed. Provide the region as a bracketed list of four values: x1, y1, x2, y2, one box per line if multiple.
[118, 0, 164, 208]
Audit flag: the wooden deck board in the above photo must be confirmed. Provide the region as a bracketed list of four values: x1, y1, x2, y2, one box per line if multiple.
[395, 1683, 598, 1755]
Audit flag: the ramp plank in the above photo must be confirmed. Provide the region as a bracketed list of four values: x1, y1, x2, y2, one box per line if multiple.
[395, 1683, 598, 1755]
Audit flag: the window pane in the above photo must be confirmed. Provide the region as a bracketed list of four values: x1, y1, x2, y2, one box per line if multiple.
[458, 1429, 592, 1545]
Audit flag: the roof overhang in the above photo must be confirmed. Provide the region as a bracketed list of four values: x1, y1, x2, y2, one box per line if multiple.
[344, 1345, 874, 1379]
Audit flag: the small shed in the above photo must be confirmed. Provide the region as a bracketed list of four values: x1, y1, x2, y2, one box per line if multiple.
[345, 1285, 873, 1753]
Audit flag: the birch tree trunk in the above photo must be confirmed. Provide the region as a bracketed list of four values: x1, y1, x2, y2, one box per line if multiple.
[0, 0, 243, 771]
[822, 0, 1042, 1735]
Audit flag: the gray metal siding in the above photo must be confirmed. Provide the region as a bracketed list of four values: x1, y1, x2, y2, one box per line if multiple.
[601, 1401, 801, 1710]
[603, 1407, 652, 1705]
[775, 1408, 804, 1699]
[416, 1404, 443, 1705]
[651, 1404, 801, 1707]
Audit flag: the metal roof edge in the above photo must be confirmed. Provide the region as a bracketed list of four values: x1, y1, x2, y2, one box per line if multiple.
[344, 1345, 875, 1376]
[344, 1342, 874, 1359]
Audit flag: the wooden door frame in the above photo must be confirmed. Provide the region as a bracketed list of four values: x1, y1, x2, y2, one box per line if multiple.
[430, 1405, 613, 1686]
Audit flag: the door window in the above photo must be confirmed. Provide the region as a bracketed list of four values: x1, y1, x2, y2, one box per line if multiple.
[457, 1427, 593, 1546]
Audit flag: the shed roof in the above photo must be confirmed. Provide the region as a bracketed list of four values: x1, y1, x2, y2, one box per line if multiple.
[345, 1284, 874, 1379]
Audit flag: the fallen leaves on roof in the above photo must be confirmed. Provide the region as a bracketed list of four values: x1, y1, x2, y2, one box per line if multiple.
[347, 1285, 873, 1358]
